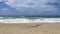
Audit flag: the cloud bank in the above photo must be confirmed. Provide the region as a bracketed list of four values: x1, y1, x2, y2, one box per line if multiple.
[4, 0, 59, 12]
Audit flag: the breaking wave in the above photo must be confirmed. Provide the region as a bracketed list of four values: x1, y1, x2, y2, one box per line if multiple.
[0, 16, 60, 23]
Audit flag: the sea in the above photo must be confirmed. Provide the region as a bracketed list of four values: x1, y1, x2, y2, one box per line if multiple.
[0, 16, 60, 23]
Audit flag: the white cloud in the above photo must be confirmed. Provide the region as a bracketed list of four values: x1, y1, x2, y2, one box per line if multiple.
[5, 0, 59, 12]
[0, 0, 2, 1]
[0, 0, 7, 2]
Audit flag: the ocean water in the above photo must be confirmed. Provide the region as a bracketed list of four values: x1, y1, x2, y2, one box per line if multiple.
[0, 16, 60, 23]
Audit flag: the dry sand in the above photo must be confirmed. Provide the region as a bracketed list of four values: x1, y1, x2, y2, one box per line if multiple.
[0, 23, 60, 34]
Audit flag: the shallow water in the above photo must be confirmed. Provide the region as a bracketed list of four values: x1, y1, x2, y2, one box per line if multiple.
[0, 16, 60, 23]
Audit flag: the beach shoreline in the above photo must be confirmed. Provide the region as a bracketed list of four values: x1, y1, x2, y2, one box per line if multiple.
[0, 23, 60, 34]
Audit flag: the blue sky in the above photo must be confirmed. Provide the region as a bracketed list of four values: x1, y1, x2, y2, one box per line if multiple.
[0, 0, 60, 16]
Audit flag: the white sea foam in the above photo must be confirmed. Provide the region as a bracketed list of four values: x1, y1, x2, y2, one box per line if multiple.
[0, 17, 60, 23]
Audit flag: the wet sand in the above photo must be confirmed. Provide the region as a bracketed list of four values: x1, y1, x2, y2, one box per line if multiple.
[0, 23, 60, 34]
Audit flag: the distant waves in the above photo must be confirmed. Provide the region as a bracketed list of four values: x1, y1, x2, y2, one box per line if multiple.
[0, 17, 60, 23]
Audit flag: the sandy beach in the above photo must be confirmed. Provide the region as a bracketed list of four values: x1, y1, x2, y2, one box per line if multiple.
[0, 23, 60, 34]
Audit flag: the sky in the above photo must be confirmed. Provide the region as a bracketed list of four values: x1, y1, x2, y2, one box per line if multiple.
[0, 0, 60, 16]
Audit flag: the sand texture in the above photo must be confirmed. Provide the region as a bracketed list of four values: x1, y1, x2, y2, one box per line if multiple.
[0, 23, 60, 34]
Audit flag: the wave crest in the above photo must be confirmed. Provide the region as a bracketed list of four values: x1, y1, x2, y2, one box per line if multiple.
[0, 17, 60, 23]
